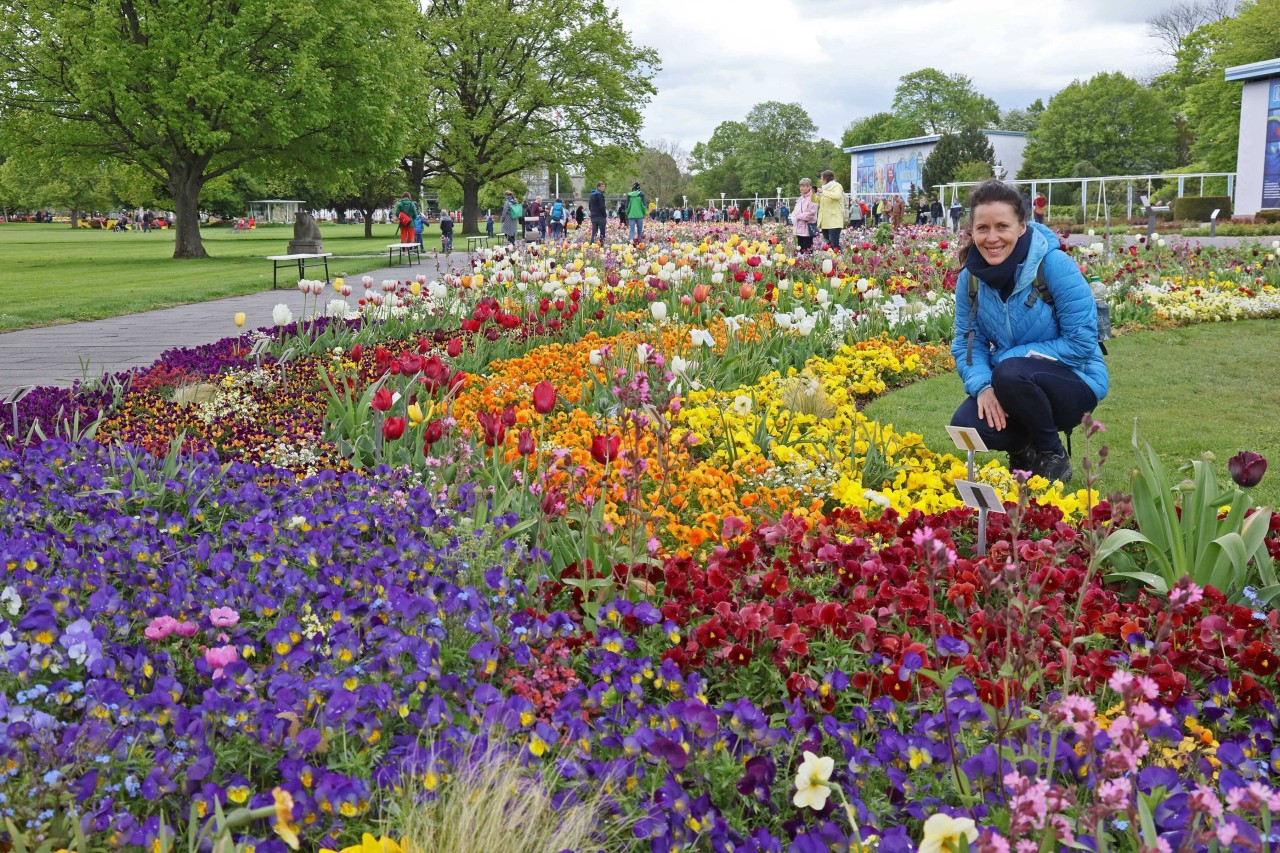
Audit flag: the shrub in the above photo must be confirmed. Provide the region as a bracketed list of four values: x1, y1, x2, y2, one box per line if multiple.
[1171, 195, 1232, 222]
[1256, 208, 1280, 224]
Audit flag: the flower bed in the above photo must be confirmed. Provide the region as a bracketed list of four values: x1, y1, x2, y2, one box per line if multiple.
[3, 224, 1280, 852]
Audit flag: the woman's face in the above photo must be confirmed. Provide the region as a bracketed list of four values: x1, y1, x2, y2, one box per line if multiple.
[799, 183, 810, 194]
[971, 202, 1026, 265]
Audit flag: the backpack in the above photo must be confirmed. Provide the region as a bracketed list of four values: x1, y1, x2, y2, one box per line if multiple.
[964, 252, 1109, 366]
[551, 202, 564, 222]
[509, 202, 524, 219]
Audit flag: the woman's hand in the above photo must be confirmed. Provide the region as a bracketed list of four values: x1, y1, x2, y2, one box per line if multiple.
[976, 387, 1007, 432]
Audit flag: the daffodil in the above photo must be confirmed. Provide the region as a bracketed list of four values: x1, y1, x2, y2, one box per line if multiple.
[918, 813, 978, 853]
[319, 834, 404, 853]
[792, 750, 834, 810]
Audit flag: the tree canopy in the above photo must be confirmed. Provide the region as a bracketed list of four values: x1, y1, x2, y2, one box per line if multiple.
[921, 127, 996, 195]
[0, 0, 417, 257]
[417, 0, 658, 234]
[1019, 72, 1176, 178]
[891, 69, 1000, 135]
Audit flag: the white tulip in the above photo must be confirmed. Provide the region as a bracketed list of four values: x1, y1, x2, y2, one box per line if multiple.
[796, 317, 816, 336]
[816, 289, 829, 305]
[650, 301, 668, 321]
[637, 343, 653, 364]
[856, 278, 869, 293]
[821, 258, 833, 275]
[689, 328, 715, 347]
[774, 313, 793, 329]
[272, 304, 293, 326]
[671, 355, 690, 374]
[793, 305, 807, 320]
[589, 349, 603, 366]
[711, 272, 724, 285]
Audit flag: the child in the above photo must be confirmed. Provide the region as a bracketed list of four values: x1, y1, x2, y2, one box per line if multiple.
[414, 212, 427, 250]
[439, 211, 454, 253]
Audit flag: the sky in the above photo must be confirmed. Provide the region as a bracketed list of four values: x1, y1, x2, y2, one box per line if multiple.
[609, 0, 1182, 153]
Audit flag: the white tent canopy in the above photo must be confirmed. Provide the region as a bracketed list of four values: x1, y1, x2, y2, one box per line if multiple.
[248, 199, 304, 224]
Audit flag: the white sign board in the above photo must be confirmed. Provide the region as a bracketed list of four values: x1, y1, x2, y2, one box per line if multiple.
[954, 479, 1007, 514]
[946, 425, 988, 453]
[1211, 208, 1221, 221]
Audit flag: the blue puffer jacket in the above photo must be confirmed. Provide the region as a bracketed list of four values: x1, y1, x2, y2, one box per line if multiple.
[951, 221, 1108, 403]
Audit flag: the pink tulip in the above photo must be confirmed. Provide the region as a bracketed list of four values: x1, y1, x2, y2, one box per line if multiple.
[209, 607, 240, 628]
[174, 620, 198, 638]
[144, 615, 178, 641]
[204, 644, 239, 678]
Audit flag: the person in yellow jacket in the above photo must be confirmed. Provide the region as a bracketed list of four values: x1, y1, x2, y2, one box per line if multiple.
[815, 169, 845, 249]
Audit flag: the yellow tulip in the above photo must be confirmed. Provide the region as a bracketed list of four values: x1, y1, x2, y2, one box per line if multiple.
[234, 312, 246, 328]
[407, 403, 425, 426]
[334, 277, 344, 289]
[409, 281, 422, 297]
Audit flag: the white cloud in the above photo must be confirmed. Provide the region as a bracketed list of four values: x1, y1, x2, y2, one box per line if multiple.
[611, 0, 1181, 150]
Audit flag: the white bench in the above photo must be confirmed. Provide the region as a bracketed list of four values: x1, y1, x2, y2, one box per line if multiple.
[465, 235, 493, 252]
[266, 253, 332, 290]
[387, 242, 422, 267]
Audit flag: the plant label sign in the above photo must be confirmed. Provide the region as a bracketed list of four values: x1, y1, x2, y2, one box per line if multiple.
[946, 425, 988, 453]
[954, 479, 1006, 514]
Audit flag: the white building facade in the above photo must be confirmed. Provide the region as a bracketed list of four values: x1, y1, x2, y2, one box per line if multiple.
[844, 130, 1027, 199]
[1226, 57, 1280, 216]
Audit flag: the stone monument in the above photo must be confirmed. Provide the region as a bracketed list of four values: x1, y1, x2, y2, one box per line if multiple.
[287, 211, 324, 254]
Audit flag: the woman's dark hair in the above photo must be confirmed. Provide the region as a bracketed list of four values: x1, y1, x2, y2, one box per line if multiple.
[957, 180, 1026, 265]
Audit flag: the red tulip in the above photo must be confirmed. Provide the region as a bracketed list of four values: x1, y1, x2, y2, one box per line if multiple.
[381, 417, 406, 441]
[532, 380, 557, 415]
[739, 283, 756, 299]
[517, 428, 536, 456]
[746, 255, 761, 267]
[590, 434, 621, 466]
[501, 405, 517, 428]
[399, 353, 424, 374]
[446, 338, 463, 358]
[423, 419, 445, 447]
[371, 387, 394, 412]
[1229, 451, 1267, 488]
[477, 410, 506, 446]
[349, 344, 363, 362]
[692, 284, 712, 304]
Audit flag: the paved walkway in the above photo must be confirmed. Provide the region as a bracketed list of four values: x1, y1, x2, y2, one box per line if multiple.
[0, 255, 469, 397]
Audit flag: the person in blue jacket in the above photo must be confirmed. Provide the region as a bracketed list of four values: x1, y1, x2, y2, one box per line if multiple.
[949, 180, 1107, 484]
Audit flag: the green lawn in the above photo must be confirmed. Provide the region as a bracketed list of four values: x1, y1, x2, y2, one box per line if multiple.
[863, 320, 1280, 507]
[0, 222, 445, 332]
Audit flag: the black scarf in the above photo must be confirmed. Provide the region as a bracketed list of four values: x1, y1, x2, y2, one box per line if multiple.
[964, 228, 1032, 302]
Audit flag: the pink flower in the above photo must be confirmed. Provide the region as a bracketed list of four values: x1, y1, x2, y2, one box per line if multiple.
[144, 615, 178, 641]
[1097, 779, 1130, 812]
[1216, 824, 1238, 845]
[204, 644, 239, 678]
[1188, 784, 1223, 820]
[209, 607, 240, 628]
[174, 620, 198, 638]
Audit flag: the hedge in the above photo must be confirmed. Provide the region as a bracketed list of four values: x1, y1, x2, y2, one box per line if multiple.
[1172, 196, 1232, 222]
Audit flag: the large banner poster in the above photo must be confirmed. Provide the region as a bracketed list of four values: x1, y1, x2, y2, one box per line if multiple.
[1264, 78, 1280, 209]
[855, 150, 924, 198]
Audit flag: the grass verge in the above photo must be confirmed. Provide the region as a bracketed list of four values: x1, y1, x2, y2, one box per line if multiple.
[862, 319, 1280, 508]
[0, 222, 447, 332]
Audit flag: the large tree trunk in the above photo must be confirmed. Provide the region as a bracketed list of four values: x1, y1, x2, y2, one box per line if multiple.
[333, 204, 349, 225]
[168, 164, 208, 259]
[361, 208, 375, 238]
[70, 208, 81, 229]
[461, 175, 480, 235]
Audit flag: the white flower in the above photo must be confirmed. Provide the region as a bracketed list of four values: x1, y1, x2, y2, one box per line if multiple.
[816, 289, 829, 305]
[272, 304, 293, 326]
[671, 355, 690, 374]
[1087, 229, 1096, 237]
[918, 813, 978, 853]
[650, 301, 668, 322]
[731, 394, 753, 416]
[1, 586, 20, 616]
[792, 751, 834, 810]
[711, 272, 724, 285]
[793, 305, 807, 320]
[427, 283, 447, 300]
[821, 258, 834, 276]
[689, 328, 715, 348]
[589, 349, 603, 366]
[286, 515, 307, 529]
[856, 278, 869, 293]
[774, 313, 793, 329]
[723, 315, 744, 334]
[795, 317, 816, 337]
[637, 343, 653, 365]
[829, 277, 841, 291]
[1157, 239, 1167, 248]
[863, 490, 892, 509]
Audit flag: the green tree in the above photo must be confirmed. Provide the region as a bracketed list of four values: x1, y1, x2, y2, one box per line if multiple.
[1183, 0, 1280, 171]
[921, 126, 996, 195]
[841, 113, 926, 148]
[737, 101, 819, 195]
[892, 69, 1000, 135]
[689, 121, 748, 201]
[798, 139, 846, 188]
[954, 161, 995, 183]
[1000, 100, 1045, 133]
[0, 0, 416, 258]
[1019, 72, 1176, 178]
[418, 0, 657, 234]
[0, 153, 151, 223]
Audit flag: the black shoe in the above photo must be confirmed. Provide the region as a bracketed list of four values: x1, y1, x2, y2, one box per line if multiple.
[1033, 448, 1073, 484]
[1007, 445, 1036, 477]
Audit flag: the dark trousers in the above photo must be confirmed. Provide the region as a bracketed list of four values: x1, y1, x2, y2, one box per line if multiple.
[822, 227, 841, 249]
[590, 216, 606, 244]
[950, 357, 1097, 453]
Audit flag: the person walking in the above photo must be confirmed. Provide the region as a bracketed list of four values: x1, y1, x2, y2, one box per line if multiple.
[625, 182, 647, 242]
[949, 198, 963, 233]
[588, 181, 608, 244]
[815, 169, 845, 249]
[439, 211, 454, 253]
[501, 190, 521, 246]
[485, 211, 495, 237]
[949, 180, 1108, 484]
[930, 197, 944, 226]
[890, 196, 904, 229]
[393, 192, 418, 245]
[847, 198, 864, 230]
[792, 178, 819, 253]
[1033, 191, 1048, 224]
[549, 198, 565, 240]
